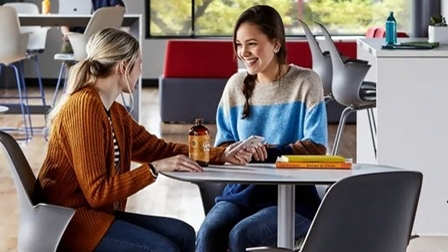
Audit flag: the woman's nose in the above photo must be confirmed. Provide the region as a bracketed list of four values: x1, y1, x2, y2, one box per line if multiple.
[240, 46, 250, 56]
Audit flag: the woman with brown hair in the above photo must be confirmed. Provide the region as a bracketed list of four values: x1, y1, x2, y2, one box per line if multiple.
[196, 5, 328, 252]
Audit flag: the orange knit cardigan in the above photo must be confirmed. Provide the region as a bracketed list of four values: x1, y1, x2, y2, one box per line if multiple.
[38, 86, 225, 251]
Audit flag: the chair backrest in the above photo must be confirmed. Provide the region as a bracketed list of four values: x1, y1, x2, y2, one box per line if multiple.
[163, 39, 237, 78]
[297, 19, 333, 97]
[4, 2, 50, 51]
[83, 6, 125, 39]
[0, 131, 75, 252]
[375, 27, 409, 38]
[375, 27, 386, 38]
[0, 6, 28, 65]
[285, 41, 312, 69]
[317, 22, 371, 106]
[365, 27, 380, 38]
[301, 171, 423, 252]
[0, 131, 37, 208]
[3, 2, 39, 13]
[68, 6, 125, 61]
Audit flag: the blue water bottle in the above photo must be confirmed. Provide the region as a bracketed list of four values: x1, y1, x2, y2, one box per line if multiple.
[385, 11, 397, 45]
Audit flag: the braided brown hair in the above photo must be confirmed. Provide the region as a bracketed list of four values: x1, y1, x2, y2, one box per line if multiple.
[233, 5, 287, 119]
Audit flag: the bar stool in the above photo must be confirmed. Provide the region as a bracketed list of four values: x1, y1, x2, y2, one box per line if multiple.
[4, 2, 50, 108]
[0, 6, 33, 142]
[52, 6, 126, 106]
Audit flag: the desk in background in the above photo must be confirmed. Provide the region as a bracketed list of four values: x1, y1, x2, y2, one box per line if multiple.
[14, 14, 142, 122]
[162, 163, 400, 250]
[357, 38, 448, 234]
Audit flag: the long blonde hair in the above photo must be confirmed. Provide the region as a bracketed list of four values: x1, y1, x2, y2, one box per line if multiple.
[47, 28, 140, 129]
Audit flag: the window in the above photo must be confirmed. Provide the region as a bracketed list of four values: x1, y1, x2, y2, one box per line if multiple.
[147, 0, 411, 38]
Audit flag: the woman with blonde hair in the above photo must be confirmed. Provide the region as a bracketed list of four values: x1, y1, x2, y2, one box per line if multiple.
[39, 28, 254, 252]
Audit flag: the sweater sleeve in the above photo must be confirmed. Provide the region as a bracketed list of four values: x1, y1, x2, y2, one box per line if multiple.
[281, 70, 328, 157]
[62, 95, 153, 208]
[92, 0, 125, 10]
[215, 74, 242, 146]
[110, 0, 125, 7]
[126, 112, 226, 164]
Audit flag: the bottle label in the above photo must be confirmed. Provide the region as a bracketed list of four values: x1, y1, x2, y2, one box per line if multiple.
[189, 135, 210, 163]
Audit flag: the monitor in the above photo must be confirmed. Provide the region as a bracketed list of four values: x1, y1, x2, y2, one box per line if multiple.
[58, 0, 92, 14]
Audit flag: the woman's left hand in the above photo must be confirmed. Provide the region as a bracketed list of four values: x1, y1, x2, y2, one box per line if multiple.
[220, 142, 255, 165]
[252, 143, 268, 162]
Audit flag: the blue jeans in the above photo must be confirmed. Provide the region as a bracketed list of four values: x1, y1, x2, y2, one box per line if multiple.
[196, 201, 312, 252]
[94, 211, 195, 252]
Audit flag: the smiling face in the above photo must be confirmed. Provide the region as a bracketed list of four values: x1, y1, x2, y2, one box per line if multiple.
[235, 22, 279, 77]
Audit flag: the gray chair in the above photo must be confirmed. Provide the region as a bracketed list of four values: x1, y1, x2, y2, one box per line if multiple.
[316, 22, 377, 157]
[247, 170, 423, 252]
[297, 19, 333, 101]
[0, 131, 75, 252]
[296, 19, 355, 124]
[194, 182, 226, 215]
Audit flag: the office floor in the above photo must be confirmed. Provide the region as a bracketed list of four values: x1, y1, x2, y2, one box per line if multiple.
[0, 87, 444, 251]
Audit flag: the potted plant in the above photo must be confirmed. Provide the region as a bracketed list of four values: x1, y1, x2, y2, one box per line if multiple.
[428, 14, 448, 43]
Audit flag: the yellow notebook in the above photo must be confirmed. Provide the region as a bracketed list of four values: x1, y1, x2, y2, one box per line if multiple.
[277, 155, 347, 163]
[276, 161, 352, 169]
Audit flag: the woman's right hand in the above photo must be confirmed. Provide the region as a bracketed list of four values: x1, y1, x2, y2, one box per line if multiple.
[220, 142, 255, 165]
[151, 154, 203, 173]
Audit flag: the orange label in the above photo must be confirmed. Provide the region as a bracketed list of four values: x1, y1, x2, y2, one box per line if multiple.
[189, 135, 210, 162]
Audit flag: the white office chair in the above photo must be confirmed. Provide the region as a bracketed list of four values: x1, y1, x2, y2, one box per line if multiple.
[0, 130, 75, 252]
[53, 6, 125, 106]
[4, 2, 50, 108]
[0, 6, 33, 142]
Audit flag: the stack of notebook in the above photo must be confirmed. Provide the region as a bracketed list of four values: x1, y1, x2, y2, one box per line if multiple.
[382, 41, 439, 50]
[275, 155, 352, 169]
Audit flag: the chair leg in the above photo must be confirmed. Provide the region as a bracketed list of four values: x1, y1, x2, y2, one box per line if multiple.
[367, 108, 377, 158]
[31, 55, 47, 106]
[18, 62, 30, 107]
[331, 106, 354, 155]
[12, 64, 33, 142]
[53, 62, 66, 107]
[18, 62, 33, 138]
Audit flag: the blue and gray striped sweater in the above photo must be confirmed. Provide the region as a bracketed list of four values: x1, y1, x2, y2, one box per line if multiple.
[215, 64, 328, 219]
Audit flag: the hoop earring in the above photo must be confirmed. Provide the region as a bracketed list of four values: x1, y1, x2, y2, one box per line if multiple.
[273, 47, 279, 53]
